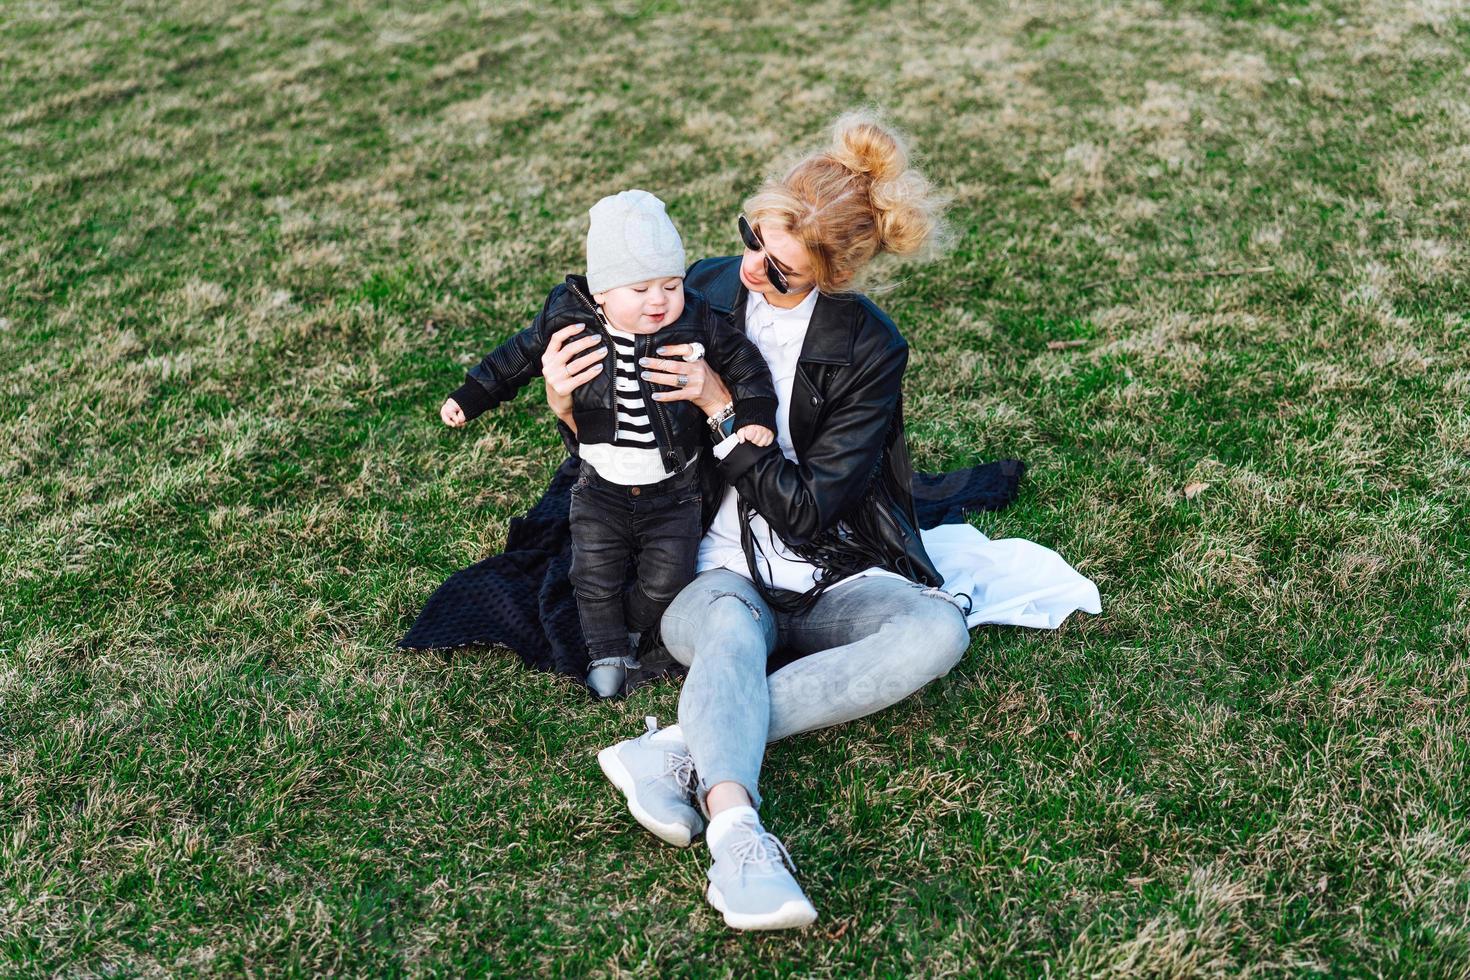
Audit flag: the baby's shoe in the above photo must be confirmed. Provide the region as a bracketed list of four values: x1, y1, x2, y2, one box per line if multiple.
[586, 657, 628, 698]
[586, 633, 643, 699]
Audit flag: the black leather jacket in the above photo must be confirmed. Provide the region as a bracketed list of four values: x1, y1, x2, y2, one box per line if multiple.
[451, 275, 777, 475]
[674, 256, 945, 593]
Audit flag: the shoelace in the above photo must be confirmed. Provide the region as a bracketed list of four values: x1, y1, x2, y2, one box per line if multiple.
[644, 718, 699, 797]
[662, 751, 698, 796]
[725, 821, 799, 880]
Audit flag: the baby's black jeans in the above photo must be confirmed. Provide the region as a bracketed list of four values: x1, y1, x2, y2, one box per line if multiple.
[567, 457, 702, 663]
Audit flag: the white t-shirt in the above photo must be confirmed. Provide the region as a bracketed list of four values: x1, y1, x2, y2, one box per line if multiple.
[696, 288, 904, 594]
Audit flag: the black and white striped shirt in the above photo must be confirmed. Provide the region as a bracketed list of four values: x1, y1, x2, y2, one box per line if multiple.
[577, 324, 686, 485]
[609, 327, 655, 449]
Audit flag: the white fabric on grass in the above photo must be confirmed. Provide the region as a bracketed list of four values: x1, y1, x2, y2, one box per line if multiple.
[921, 522, 1102, 629]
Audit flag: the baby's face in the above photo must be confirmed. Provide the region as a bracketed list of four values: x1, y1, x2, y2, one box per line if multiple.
[593, 277, 685, 334]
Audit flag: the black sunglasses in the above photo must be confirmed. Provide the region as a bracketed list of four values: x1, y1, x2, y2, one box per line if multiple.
[738, 214, 792, 294]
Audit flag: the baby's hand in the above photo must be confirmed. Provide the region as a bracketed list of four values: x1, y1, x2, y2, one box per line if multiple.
[737, 424, 775, 447]
[440, 397, 467, 428]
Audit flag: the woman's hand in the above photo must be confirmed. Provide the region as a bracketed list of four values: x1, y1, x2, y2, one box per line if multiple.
[638, 343, 733, 415]
[440, 398, 466, 427]
[541, 323, 606, 429]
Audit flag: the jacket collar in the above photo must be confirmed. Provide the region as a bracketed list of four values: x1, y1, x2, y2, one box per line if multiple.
[563, 274, 601, 317]
[704, 258, 856, 366]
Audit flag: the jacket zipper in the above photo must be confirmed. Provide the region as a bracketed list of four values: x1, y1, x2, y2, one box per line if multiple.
[636, 333, 678, 471]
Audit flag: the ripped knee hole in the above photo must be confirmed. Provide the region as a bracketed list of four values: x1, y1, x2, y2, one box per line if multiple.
[710, 590, 762, 622]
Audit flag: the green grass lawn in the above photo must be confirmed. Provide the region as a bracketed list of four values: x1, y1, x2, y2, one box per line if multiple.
[3, 0, 1468, 975]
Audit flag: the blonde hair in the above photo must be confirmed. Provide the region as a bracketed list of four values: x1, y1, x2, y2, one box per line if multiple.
[743, 109, 948, 294]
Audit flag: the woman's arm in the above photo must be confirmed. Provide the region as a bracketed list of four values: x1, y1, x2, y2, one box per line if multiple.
[703, 313, 777, 431]
[713, 343, 906, 545]
[644, 337, 908, 545]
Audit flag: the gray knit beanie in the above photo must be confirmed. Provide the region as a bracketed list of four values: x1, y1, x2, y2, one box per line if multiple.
[585, 189, 686, 293]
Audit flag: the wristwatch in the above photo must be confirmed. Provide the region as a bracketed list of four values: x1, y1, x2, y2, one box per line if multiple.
[706, 401, 737, 439]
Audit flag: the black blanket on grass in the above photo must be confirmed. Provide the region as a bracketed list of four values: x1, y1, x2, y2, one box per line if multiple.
[398, 456, 1025, 684]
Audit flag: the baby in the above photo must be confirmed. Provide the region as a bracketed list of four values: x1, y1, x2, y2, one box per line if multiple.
[440, 190, 777, 697]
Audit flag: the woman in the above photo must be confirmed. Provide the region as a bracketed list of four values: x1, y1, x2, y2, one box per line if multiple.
[545, 112, 978, 931]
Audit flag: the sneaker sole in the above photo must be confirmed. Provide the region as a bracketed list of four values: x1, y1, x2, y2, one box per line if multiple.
[706, 882, 818, 931]
[597, 744, 699, 848]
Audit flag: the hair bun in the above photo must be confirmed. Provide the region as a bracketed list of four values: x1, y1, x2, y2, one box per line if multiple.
[870, 174, 932, 257]
[743, 107, 947, 291]
[828, 110, 907, 184]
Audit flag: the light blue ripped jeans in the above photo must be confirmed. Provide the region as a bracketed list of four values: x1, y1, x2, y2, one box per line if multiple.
[659, 568, 972, 811]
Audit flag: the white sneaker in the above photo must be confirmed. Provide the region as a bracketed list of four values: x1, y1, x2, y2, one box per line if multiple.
[597, 717, 704, 847]
[705, 811, 817, 930]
